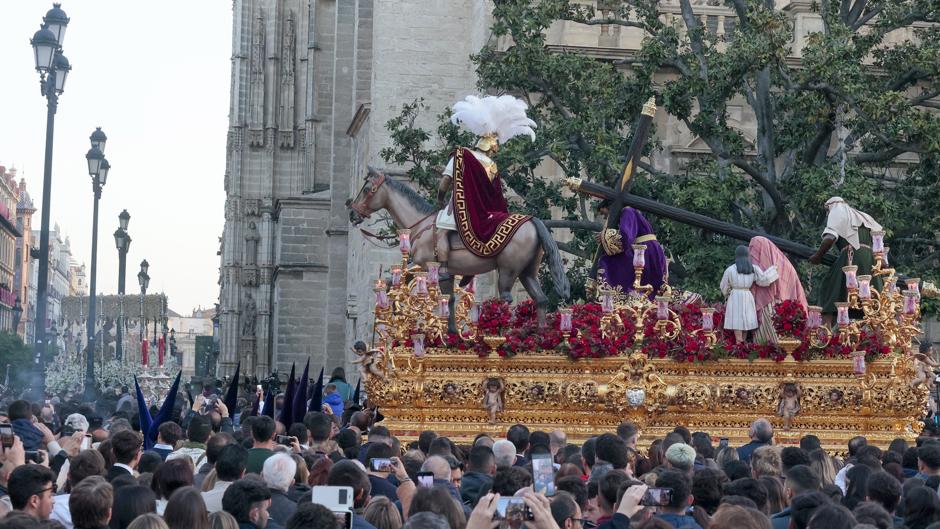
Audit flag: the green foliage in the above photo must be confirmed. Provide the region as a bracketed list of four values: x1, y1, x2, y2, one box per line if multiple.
[0, 332, 34, 389]
[381, 0, 940, 308]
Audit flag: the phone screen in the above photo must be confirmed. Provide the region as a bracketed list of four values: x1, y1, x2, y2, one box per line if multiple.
[417, 472, 434, 488]
[640, 487, 673, 507]
[495, 498, 533, 521]
[0, 424, 12, 449]
[370, 458, 394, 472]
[531, 456, 556, 496]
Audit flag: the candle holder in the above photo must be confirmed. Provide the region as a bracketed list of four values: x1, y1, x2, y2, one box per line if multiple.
[559, 307, 573, 341]
[398, 229, 412, 257]
[806, 305, 833, 348]
[437, 295, 450, 319]
[843, 265, 859, 307]
[631, 245, 653, 297]
[426, 262, 441, 287]
[694, 307, 718, 347]
[374, 281, 390, 311]
[412, 333, 426, 357]
[907, 278, 921, 298]
[857, 275, 872, 300]
[851, 350, 866, 376]
[414, 272, 429, 297]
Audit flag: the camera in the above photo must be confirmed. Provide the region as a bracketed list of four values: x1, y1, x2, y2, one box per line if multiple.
[495, 498, 533, 521]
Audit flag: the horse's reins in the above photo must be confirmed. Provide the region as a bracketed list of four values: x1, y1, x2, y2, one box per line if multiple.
[351, 173, 437, 252]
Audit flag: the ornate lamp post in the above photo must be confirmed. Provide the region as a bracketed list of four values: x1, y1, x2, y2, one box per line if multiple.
[30, 4, 70, 390]
[138, 259, 150, 364]
[113, 210, 131, 361]
[83, 135, 110, 400]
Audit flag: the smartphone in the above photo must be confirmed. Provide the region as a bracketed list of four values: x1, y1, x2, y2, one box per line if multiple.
[312, 486, 354, 529]
[0, 424, 12, 450]
[531, 455, 556, 496]
[417, 471, 435, 488]
[640, 487, 674, 507]
[718, 437, 729, 449]
[276, 435, 294, 445]
[81, 434, 92, 451]
[24, 451, 44, 464]
[495, 497, 533, 521]
[369, 458, 394, 472]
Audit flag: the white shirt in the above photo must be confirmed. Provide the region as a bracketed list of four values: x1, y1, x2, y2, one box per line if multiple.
[114, 462, 137, 476]
[834, 463, 853, 494]
[50, 494, 72, 529]
[202, 480, 233, 513]
[154, 443, 174, 451]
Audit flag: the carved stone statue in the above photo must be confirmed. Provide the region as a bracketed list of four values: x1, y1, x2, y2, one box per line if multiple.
[249, 12, 266, 139]
[242, 293, 257, 337]
[278, 10, 296, 146]
[245, 221, 261, 266]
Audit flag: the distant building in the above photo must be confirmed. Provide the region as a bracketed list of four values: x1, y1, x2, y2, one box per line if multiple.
[28, 224, 75, 347]
[13, 173, 35, 340]
[0, 167, 23, 334]
[167, 306, 215, 377]
[68, 260, 86, 296]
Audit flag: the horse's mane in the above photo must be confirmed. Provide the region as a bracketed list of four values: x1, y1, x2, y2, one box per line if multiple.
[384, 177, 437, 214]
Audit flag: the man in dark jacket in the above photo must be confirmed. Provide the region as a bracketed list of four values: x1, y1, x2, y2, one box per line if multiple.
[461, 445, 496, 507]
[654, 470, 703, 529]
[770, 465, 821, 529]
[223, 476, 284, 529]
[737, 418, 773, 464]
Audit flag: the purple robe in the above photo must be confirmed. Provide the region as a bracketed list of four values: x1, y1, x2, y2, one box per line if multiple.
[598, 207, 667, 300]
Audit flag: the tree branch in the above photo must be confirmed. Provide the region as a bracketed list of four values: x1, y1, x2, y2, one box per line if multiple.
[543, 219, 603, 232]
[569, 17, 649, 30]
[853, 147, 905, 163]
[678, 0, 709, 78]
[557, 241, 590, 260]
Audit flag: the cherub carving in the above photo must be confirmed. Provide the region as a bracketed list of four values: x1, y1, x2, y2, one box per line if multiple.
[481, 377, 505, 424]
[777, 382, 801, 431]
[352, 346, 386, 381]
[442, 383, 459, 401]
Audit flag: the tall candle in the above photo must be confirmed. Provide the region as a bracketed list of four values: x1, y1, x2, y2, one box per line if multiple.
[857, 275, 872, 299]
[836, 302, 850, 326]
[656, 297, 670, 321]
[871, 231, 885, 253]
[842, 265, 858, 289]
[438, 296, 450, 318]
[701, 308, 715, 331]
[426, 262, 440, 286]
[398, 229, 411, 254]
[632, 244, 647, 268]
[559, 308, 573, 333]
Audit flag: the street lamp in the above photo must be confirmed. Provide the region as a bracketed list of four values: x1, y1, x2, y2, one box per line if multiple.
[30, 3, 70, 396]
[114, 210, 131, 362]
[138, 259, 149, 365]
[83, 131, 110, 400]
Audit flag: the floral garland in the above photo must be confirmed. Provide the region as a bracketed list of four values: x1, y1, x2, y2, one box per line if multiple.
[455, 299, 894, 363]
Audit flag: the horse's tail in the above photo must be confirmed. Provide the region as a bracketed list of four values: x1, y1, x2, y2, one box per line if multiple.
[530, 217, 570, 299]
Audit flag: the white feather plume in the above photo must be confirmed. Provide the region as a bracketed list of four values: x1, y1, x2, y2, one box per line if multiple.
[451, 95, 536, 144]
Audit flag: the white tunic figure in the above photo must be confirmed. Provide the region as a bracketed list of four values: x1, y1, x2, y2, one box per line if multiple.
[720, 245, 778, 342]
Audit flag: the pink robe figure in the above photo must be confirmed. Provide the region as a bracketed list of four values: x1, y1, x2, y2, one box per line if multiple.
[749, 236, 808, 344]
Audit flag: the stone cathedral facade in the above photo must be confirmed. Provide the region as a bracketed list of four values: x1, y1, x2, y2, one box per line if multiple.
[219, 0, 492, 377]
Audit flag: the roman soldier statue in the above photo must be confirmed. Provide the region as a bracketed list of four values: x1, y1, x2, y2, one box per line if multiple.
[434, 95, 536, 267]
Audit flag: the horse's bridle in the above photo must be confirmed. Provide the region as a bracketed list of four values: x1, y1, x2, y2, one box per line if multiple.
[350, 172, 386, 218]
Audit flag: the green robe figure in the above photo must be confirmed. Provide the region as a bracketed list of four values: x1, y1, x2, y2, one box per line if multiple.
[810, 197, 883, 316]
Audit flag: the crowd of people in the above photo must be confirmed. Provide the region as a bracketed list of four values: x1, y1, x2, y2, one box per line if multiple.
[1, 369, 940, 529]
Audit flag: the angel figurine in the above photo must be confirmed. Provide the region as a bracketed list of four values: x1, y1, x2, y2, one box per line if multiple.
[481, 377, 505, 424]
[777, 382, 801, 431]
[352, 346, 387, 381]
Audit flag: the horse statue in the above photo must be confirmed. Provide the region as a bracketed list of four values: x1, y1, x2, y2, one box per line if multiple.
[348, 167, 569, 327]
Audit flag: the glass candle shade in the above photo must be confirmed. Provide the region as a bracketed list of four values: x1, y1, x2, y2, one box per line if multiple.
[426, 262, 440, 286]
[470, 302, 481, 325]
[414, 273, 428, 296]
[872, 231, 885, 253]
[374, 287, 389, 310]
[412, 334, 425, 357]
[807, 306, 823, 329]
[903, 291, 918, 315]
[656, 297, 670, 321]
[886, 278, 898, 294]
[701, 308, 715, 331]
[843, 265, 859, 289]
[465, 276, 476, 294]
[907, 279, 921, 297]
[883, 246, 890, 266]
[632, 244, 647, 268]
[857, 275, 872, 299]
[559, 308, 573, 333]
[390, 266, 402, 287]
[398, 229, 411, 254]
[852, 351, 866, 375]
[601, 291, 614, 314]
[438, 296, 450, 319]
[836, 302, 850, 326]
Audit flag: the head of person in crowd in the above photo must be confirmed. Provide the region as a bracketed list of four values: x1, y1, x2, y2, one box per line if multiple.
[287, 503, 343, 529]
[492, 440, 516, 469]
[109, 485, 157, 529]
[507, 424, 530, 455]
[550, 491, 583, 529]
[723, 478, 768, 513]
[111, 431, 143, 469]
[327, 460, 371, 510]
[70, 476, 113, 529]
[751, 445, 782, 478]
[665, 443, 695, 476]
[9, 465, 56, 520]
[363, 495, 403, 529]
[222, 477, 273, 529]
[781, 447, 811, 471]
[164, 486, 209, 529]
[409, 486, 467, 529]
[491, 466, 532, 496]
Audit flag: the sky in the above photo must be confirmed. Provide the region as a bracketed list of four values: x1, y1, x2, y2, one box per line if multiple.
[0, 1, 232, 315]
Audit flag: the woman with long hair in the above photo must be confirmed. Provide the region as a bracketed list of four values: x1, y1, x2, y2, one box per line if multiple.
[842, 464, 872, 511]
[289, 454, 312, 502]
[151, 458, 194, 515]
[208, 511, 239, 529]
[715, 445, 739, 470]
[759, 476, 786, 515]
[808, 449, 838, 487]
[721, 245, 777, 343]
[364, 496, 403, 529]
[109, 486, 157, 529]
[126, 514, 169, 529]
[709, 504, 772, 529]
[164, 487, 210, 529]
[408, 486, 467, 529]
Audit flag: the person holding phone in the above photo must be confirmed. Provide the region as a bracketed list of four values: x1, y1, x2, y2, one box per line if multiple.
[653, 470, 704, 529]
[365, 444, 402, 501]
